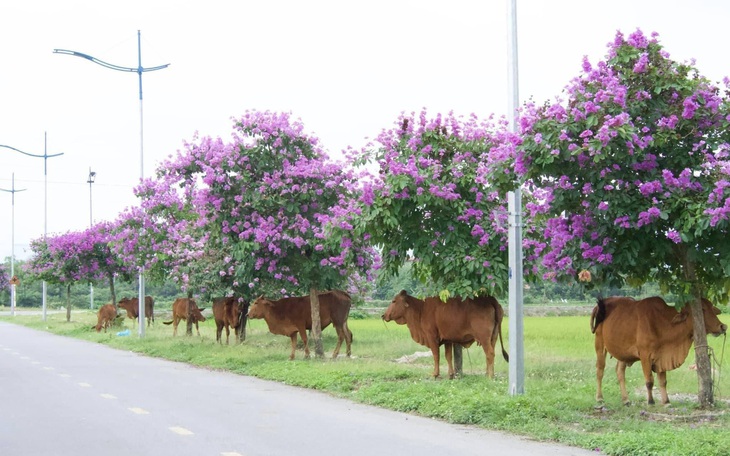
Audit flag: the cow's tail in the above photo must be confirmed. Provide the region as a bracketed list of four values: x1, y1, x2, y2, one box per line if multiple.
[494, 300, 509, 362]
[163, 320, 173, 325]
[590, 298, 607, 334]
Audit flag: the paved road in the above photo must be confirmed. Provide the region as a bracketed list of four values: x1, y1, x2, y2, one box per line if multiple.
[0, 321, 598, 456]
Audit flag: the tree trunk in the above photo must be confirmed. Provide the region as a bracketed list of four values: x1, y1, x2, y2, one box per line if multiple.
[65, 284, 72, 322]
[108, 273, 117, 310]
[454, 345, 463, 376]
[679, 247, 714, 407]
[309, 287, 324, 358]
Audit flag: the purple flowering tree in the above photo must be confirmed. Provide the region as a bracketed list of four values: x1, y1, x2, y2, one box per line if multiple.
[355, 109, 533, 298]
[158, 111, 379, 356]
[28, 224, 134, 321]
[355, 110, 538, 374]
[492, 30, 730, 406]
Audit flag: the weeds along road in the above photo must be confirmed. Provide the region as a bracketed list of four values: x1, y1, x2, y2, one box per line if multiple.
[0, 321, 598, 456]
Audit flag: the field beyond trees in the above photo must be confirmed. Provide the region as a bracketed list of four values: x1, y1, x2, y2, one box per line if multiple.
[2, 310, 728, 456]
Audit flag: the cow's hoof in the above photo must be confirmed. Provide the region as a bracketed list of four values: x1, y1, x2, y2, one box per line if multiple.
[623, 400, 632, 406]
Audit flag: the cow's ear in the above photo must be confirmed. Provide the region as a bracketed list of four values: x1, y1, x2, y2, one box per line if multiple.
[399, 290, 407, 296]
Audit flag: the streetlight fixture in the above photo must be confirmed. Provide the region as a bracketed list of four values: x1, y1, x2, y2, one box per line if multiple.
[0, 134, 64, 321]
[0, 173, 27, 316]
[54, 30, 169, 337]
[87, 168, 96, 309]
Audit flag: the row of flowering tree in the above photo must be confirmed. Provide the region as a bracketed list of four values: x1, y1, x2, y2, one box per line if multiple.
[22, 28, 729, 406]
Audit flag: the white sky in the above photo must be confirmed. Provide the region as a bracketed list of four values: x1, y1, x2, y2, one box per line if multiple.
[1, 0, 728, 262]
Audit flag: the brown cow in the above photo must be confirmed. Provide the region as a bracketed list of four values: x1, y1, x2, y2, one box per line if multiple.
[212, 296, 249, 344]
[117, 296, 155, 327]
[93, 304, 118, 333]
[591, 296, 727, 405]
[163, 298, 206, 336]
[248, 290, 353, 360]
[382, 290, 508, 379]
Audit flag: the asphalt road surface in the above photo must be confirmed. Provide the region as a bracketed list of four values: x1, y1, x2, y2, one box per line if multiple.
[0, 321, 599, 456]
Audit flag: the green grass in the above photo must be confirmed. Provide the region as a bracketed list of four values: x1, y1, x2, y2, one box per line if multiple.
[3, 308, 730, 456]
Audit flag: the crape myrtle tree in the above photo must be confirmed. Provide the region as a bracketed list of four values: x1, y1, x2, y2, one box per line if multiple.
[354, 110, 538, 373]
[28, 224, 134, 320]
[159, 110, 379, 357]
[490, 29, 730, 407]
[119, 175, 239, 336]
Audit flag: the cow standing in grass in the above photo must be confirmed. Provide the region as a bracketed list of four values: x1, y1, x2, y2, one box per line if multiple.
[382, 290, 508, 379]
[591, 296, 727, 405]
[248, 290, 353, 360]
[163, 298, 206, 336]
[212, 296, 249, 344]
[118, 296, 155, 327]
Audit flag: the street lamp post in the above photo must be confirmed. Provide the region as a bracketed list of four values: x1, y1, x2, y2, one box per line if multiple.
[55, 30, 169, 338]
[0, 173, 27, 316]
[0, 135, 64, 321]
[87, 168, 96, 309]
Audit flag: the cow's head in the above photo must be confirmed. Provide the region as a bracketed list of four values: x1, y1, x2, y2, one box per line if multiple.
[701, 298, 727, 336]
[248, 296, 272, 319]
[382, 290, 409, 324]
[117, 297, 138, 317]
[191, 306, 206, 323]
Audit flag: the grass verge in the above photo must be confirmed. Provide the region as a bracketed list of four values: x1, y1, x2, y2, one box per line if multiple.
[2, 309, 729, 456]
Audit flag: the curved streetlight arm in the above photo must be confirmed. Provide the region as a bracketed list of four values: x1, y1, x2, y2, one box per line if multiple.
[53, 49, 170, 73]
[0, 144, 63, 159]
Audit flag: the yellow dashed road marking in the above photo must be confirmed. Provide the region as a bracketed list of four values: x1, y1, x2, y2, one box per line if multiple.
[169, 426, 194, 436]
[128, 407, 149, 415]
[59, 373, 71, 378]
[100, 394, 117, 399]
[78, 382, 91, 387]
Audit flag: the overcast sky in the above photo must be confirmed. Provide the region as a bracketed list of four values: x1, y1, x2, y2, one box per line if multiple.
[1, 0, 728, 262]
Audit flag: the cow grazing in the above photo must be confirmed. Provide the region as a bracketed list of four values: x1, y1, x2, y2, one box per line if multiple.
[163, 298, 206, 336]
[248, 290, 353, 360]
[93, 304, 118, 333]
[117, 296, 155, 327]
[591, 296, 727, 405]
[382, 290, 508, 379]
[212, 296, 249, 344]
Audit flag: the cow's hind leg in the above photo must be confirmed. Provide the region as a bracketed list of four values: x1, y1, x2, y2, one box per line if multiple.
[289, 334, 298, 360]
[331, 324, 344, 359]
[616, 361, 631, 405]
[481, 337, 497, 378]
[225, 325, 230, 345]
[595, 337, 607, 403]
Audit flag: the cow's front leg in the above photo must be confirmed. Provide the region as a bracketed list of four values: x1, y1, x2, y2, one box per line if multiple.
[289, 334, 297, 360]
[429, 343, 441, 378]
[639, 359, 656, 405]
[195, 322, 201, 336]
[444, 342, 455, 379]
[299, 328, 310, 359]
[657, 371, 670, 405]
